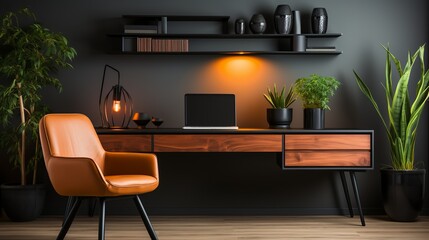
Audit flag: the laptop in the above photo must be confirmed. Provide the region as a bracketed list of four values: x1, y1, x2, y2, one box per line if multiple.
[183, 93, 239, 129]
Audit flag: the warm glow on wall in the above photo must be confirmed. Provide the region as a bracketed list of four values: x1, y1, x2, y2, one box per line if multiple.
[211, 56, 264, 82]
[194, 56, 289, 127]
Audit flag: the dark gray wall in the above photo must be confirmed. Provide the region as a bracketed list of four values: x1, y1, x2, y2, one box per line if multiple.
[1, 0, 428, 215]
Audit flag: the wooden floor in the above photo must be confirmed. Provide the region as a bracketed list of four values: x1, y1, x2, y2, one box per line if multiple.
[0, 215, 428, 239]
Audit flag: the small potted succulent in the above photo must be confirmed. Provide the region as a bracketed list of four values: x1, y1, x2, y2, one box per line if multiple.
[263, 83, 296, 128]
[294, 74, 340, 129]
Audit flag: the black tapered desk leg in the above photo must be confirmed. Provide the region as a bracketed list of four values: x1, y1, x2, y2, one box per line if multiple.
[349, 171, 365, 226]
[339, 171, 354, 218]
[98, 198, 106, 240]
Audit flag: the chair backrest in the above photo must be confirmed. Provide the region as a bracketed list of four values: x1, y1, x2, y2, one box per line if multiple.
[39, 113, 106, 171]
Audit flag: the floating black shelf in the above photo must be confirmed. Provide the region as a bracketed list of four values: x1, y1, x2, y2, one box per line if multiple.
[108, 14, 342, 55]
[107, 33, 343, 39]
[109, 50, 343, 55]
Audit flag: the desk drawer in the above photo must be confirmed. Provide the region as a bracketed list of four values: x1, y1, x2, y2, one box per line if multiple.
[154, 134, 282, 152]
[284, 134, 371, 167]
[285, 134, 371, 150]
[98, 135, 152, 152]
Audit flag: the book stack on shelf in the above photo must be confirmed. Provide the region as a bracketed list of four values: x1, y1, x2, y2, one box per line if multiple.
[124, 25, 158, 34]
[305, 46, 336, 52]
[136, 38, 189, 52]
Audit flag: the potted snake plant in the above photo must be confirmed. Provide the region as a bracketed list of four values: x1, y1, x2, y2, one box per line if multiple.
[354, 44, 427, 221]
[0, 8, 76, 221]
[263, 83, 296, 128]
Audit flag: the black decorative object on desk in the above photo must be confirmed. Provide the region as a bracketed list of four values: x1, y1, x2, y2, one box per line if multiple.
[274, 4, 292, 34]
[249, 14, 266, 34]
[312, 8, 328, 34]
[151, 117, 164, 128]
[133, 112, 151, 128]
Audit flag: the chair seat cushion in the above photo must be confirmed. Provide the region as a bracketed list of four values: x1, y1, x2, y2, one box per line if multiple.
[104, 175, 158, 195]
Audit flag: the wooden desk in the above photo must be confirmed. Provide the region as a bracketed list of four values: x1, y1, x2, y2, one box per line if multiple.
[97, 128, 374, 226]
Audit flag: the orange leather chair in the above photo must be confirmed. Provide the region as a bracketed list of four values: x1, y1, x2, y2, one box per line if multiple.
[39, 113, 159, 240]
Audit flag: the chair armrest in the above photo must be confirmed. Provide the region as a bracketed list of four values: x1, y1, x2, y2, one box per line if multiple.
[46, 156, 109, 196]
[104, 152, 159, 180]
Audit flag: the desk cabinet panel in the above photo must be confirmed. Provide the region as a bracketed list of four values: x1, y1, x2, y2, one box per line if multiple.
[285, 134, 371, 150]
[98, 135, 152, 152]
[284, 134, 372, 168]
[285, 151, 371, 167]
[154, 134, 282, 152]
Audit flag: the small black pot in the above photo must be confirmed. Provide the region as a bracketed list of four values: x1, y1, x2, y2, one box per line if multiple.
[0, 184, 46, 222]
[381, 169, 426, 221]
[304, 108, 324, 129]
[267, 108, 293, 129]
[249, 14, 266, 34]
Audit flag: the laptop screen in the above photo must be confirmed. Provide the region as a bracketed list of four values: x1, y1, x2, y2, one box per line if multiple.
[184, 94, 237, 129]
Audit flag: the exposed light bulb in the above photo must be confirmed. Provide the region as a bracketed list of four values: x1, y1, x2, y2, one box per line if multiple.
[113, 100, 121, 112]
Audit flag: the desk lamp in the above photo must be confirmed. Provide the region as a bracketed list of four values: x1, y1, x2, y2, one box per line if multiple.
[98, 64, 133, 128]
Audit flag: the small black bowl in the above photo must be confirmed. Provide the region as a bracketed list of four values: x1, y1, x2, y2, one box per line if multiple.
[151, 117, 164, 128]
[133, 112, 151, 128]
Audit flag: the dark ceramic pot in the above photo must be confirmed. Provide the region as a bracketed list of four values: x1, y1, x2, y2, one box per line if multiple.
[267, 108, 293, 129]
[381, 169, 426, 221]
[0, 184, 46, 222]
[311, 8, 328, 34]
[274, 5, 292, 34]
[304, 108, 324, 129]
[249, 14, 266, 34]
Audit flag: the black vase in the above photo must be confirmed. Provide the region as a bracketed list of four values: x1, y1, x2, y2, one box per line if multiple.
[274, 5, 292, 34]
[304, 108, 324, 129]
[249, 14, 266, 34]
[267, 108, 293, 129]
[381, 169, 426, 221]
[312, 8, 328, 34]
[235, 18, 245, 34]
[0, 184, 46, 222]
[292, 10, 301, 34]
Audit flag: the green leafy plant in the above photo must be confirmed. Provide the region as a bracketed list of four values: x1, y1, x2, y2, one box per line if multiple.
[294, 74, 340, 109]
[354, 44, 429, 170]
[263, 84, 296, 108]
[0, 8, 76, 185]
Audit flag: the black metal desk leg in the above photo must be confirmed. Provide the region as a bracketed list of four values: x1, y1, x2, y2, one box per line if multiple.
[339, 171, 354, 218]
[349, 171, 365, 226]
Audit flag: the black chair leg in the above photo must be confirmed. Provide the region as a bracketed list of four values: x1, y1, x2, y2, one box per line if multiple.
[133, 195, 158, 240]
[98, 198, 106, 240]
[88, 198, 97, 217]
[63, 196, 75, 226]
[339, 171, 354, 218]
[57, 197, 82, 240]
[349, 171, 366, 226]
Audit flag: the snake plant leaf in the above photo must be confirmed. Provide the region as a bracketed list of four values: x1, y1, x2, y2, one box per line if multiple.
[354, 44, 429, 170]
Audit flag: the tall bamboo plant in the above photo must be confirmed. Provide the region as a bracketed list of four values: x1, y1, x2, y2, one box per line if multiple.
[0, 8, 76, 185]
[354, 44, 429, 170]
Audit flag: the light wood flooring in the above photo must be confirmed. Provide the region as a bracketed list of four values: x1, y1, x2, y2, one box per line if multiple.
[0, 215, 428, 239]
